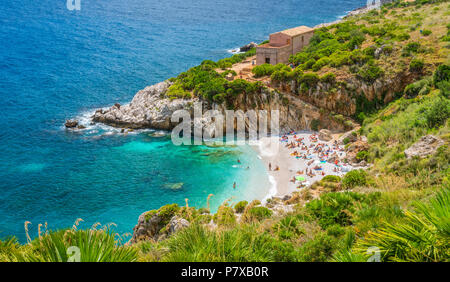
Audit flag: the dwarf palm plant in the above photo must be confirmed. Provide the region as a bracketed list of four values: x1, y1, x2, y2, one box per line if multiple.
[354, 188, 450, 262]
[16, 227, 137, 262]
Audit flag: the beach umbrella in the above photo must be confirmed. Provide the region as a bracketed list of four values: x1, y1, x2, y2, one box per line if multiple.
[295, 176, 306, 182]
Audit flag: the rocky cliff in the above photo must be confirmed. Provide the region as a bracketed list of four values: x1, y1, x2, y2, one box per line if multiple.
[91, 81, 356, 135]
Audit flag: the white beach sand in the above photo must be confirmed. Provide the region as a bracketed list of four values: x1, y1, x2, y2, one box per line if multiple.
[251, 131, 355, 199]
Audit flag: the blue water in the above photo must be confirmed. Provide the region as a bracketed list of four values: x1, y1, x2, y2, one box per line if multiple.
[0, 0, 365, 241]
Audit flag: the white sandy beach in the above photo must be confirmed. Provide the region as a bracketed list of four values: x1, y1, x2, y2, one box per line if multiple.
[252, 131, 355, 198]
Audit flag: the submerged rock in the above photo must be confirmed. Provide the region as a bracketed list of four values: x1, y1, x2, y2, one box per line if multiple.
[65, 120, 79, 128]
[404, 135, 445, 159]
[163, 182, 184, 190]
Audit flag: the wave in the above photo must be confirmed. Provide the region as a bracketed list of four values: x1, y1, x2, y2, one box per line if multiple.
[262, 175, 277, 204]
[63, 108, 156, 138]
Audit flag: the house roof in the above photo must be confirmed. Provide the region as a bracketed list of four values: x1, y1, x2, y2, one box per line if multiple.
[280, 26, 313, 37]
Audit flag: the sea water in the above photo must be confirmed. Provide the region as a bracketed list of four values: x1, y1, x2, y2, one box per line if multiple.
[0, 0, 366, 241]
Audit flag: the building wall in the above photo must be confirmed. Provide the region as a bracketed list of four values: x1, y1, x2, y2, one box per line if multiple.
[268, 32, 291, 47]
[256, 45, 291, 65]
[292, 31, 314, 54]
[256, 29, 314, 66]
[256, 47, 278, 65]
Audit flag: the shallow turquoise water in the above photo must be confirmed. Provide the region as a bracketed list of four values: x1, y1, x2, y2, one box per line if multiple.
[0, 0, 366, 241]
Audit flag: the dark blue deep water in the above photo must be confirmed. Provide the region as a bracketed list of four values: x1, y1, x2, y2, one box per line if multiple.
[0, 0, 365, 241]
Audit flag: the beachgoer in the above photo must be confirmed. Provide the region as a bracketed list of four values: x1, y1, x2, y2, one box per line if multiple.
[269, 163, 272, 171]
[233, 182, 236, 189]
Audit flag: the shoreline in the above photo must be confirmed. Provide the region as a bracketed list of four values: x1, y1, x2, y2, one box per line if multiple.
[252, 131, 355, 201]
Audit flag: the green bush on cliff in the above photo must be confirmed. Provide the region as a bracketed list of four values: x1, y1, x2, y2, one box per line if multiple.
[306, 192, 374, 229]
[320, 73, 336, 84]
[234, 200, 248, 213]
[214, 203, 236, 227]
[342, 169, 369, 189]
[353, 188, 450, 262]
[404, 78, 431, 98]
[409, 58, 425, 72]
[424, 95, 450, 128]
[247, 206, 273, 221]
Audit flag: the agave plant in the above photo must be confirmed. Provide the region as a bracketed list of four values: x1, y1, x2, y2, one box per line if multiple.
[354, 188, 450, 262]
[16, 227, 137, 262]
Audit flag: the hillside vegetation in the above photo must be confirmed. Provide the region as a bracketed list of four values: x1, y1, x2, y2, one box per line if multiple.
[1, 0, 449, 262]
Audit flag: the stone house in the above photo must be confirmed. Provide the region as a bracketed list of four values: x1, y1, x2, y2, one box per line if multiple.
[256, 26, 314, 65]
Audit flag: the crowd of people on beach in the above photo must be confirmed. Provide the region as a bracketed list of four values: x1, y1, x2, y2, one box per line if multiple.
[272, 131, 352, 188]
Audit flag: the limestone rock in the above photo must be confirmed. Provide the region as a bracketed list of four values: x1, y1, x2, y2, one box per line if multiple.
[130, 211, 163, 243]
[92, 81, 194, 130]
[319, 129, 332, 141]
[346, 140, 370, 164]
[168, 216, 190, 235]
[338, 130, 358, 145]
[239, 42, 257, 52]
[404, 135, 445, 159]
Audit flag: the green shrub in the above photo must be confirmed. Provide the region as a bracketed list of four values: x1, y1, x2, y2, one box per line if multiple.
[273, 215, 304, 240]
[356, 150, 369, 162]
[312, 57, 331, 71]
[299, 73, 320, 89]
[166, 83, 192, 100]
[252, 64, 275, 78]
[433, 64, 450, 85]
[342, 169, 368, 188]
[424, 96, 450, 128]
[306, 192, 371, 228]
[234, 201, 248, 213]
[404, 78, 431, 98]
[271, 70, 295, 83]
[422, 29, 432, 36]
[299, 233, 338, 262]
[320, 73, 336, 84]
[402, 42, 421, 56]
[409, 58, 424, 72]
[322, 175, 341, 183]
[248, 206, 273, 221]
[310, 119, 320, 131]
[357, 61, 384, 82]
[214, 204, 236, 227]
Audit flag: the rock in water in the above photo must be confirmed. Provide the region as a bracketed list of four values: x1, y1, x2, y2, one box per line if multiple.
[404, 135, 444, 159]
[239, 42, 257, 52]
[163, 182, 184, 190]
[65, 120, 78, 128]
[319, 129, 332, 141]
[92, 81, 195, 130]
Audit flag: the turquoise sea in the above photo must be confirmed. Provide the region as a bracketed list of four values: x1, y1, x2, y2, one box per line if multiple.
[0, 0, 366, 242]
